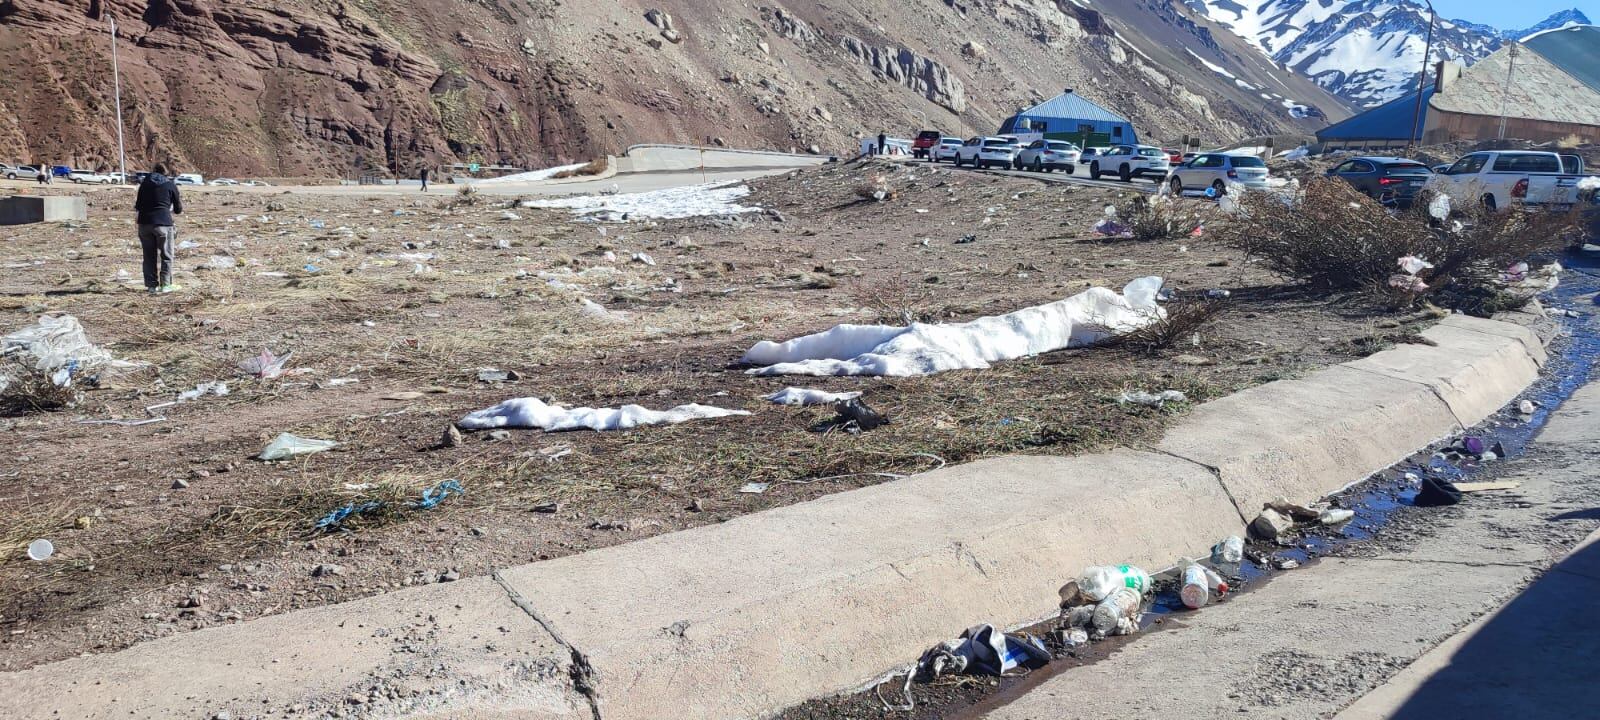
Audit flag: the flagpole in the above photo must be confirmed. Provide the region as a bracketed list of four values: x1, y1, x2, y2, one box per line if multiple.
[109, 14, 128, 184]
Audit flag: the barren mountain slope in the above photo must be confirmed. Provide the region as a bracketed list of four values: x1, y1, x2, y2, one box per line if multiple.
[0, 0, 1352, 177]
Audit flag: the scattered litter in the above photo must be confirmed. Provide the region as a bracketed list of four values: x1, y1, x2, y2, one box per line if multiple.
[500, 211, 522, 221]
[1092, 205, 1130, 237]
[632, 252, 656, 266]
[1398, 256, 1434, 275]
[1318, 508, 1355, 525]
[579, 298, 629, 323]
[458, 396, 749, 432]
[204, 255, 238, 270]
[1251, 507, 1295, 539]
[743, 278, 1166, 377]
[257, 433, 338, 461]
[1427, 194, 1451, 222]
[1274, 557, 1301, 570]
[238, 349, 291, 379]
[1519, 400, 1537, 414]
[831, 397, 888, 432]
[1211, 535, 1244, 564]
[1, 314, 137, 393]
[303, 263, 321, 273]
[477, 368, 520, 383]
[313, 479, 464, 531]
[1415, 476, 1463, 506]
[955, 234, 977, 244]
[1180, 563, 1229, 609]
[765, 387, 863, 406]
[27, 539, 54, 561]
[178, 381, 229, 401]
[1116, 389, 1187, 407]
[920, 624, 1051, 678]
[77, 417, 166, 427]
[1075, 564, 1152, 603]
[538, 445, 574, 462]
[738, 482, 769, 494]
[523, 182, 760, 220]
[1455, 481, 1522, 493]
[323, 377, 359, 387]
[1266, 496, 1320, 521]
[384, 391, 426, 401]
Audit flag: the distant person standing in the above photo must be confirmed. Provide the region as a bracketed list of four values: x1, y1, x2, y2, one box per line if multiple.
[134, 163, 183, 294]
[35, 162, 47, 185]
[419, 166, 430, 192]
[877, 131, 887, 156]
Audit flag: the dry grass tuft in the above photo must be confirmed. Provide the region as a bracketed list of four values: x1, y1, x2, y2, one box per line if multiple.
[0, 357, 80, 414]
[1094, 299, 1231, 355]
[1117, 193, 1208, 241]
[551, 157, 610, 179]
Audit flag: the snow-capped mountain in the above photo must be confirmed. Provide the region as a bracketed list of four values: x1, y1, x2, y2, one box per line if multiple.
[1183, 1, 1589, 106]
[1505, 9, 1592, 40]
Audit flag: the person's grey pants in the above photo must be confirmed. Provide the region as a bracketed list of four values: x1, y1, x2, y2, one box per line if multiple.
[138, 224, 176, 289]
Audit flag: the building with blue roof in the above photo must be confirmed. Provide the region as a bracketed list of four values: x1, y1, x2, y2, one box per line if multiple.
[999, 90, 1138, 146]
[1315, 85, 1436, 150]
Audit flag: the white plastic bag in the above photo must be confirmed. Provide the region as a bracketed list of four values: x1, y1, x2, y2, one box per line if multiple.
[258, 433, 337, 460]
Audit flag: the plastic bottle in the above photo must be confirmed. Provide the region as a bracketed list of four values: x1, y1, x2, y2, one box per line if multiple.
[1077, 565, 1153, 602]
[1180, 565, 1230, 609]
[1211, 536, 1244, 565]
[1091, 587, 1142, 636]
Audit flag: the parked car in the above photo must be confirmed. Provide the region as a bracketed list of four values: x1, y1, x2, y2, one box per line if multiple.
[1427, 150, 1593, 211]
[1324, 157, 1433, 207]
[209, 178, 239, 186]
[912, 130, 943, 159]
[1016, 140, 1080, 173]
[68, 170, 115, 184]
[1167, 153, 1270, 194]
[243, 179, 272, 187]
[954, 137, 1019, 170]
[1089, 144, 1170, 182]
[1164, 148, 1184, 165]
[175, 173, 204, 185]
[1181, 152, 1200, 165]
[0, 163, 42, 180]
[930, 137, 964, 163]
[51, 165, 72, 177]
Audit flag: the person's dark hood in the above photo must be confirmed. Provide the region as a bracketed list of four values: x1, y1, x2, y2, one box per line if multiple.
[144, 173, 170, 185]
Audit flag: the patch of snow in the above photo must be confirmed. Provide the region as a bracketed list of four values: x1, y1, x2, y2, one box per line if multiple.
[480, 163, 588, 184]
[524, 183, 759, 221]
[1577, 176, 1600, 192]
[458, 397, 749, 432]
[764, 387, 863, 406]
[742, 278, 1166, 377]
[1185, 49, 1237, 80]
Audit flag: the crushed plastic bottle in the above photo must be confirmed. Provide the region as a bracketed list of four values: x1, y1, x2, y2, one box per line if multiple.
[1091, 587, 1142, 637]
[1211, 536, 1245, 565]
[1318, 508, 1355, 525]
[1180, 564, 1229, 609]
[1077, 564, 1152, 602]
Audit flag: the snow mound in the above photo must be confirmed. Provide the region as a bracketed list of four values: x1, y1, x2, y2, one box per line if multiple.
[743, 278, 1165, 377]
[765, 387, 863, 406]
[459, 397, 749, 432]
[480, 163, 588, 184]
[524, 183, 759, 220]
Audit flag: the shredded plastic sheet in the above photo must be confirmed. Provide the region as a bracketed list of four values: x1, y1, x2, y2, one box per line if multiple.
[522, 183, 759, 220]
[459, 397, 749, 431]
[0, 314, 136, 391]
[238, 349, 291, 379]
[764, 387, 863, 406]
[258, 433, 337, 460]
[314, 479, 464, 531]
[742, 278, 1166, 377]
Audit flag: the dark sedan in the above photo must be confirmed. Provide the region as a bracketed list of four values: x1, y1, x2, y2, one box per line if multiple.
[1325, 157, 1434, 207]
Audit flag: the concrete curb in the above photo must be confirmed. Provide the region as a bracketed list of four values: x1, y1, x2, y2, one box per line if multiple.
[0, 312, 1552, 719]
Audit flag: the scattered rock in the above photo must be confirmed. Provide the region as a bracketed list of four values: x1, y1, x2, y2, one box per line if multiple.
[644, 8, 674, 31]
[807, 144, 822, 155]
[191, 468, 210, 479]
[533, 501, 562, 513]
[812, 106, 832, 122]
[688, 498, 705, 512]
[1251, 507, 1295, 540]
[177, 595, 203, 609]
[442, 424, 462, 448]
[962, 40, 986, 58]
[438, 569, 460, 583]
[171, 478, 190, 490]
[487, 429, 512, 442]
[661, 28, 683, 44]
[312, 564, 343, 578]
[520, 38, 537, 58]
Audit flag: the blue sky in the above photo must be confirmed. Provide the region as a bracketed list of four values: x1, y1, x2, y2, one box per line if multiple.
[1430, 1, 1595, 30]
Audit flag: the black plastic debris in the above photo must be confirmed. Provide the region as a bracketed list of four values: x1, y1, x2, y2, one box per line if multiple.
[1415, 476, 1463, 507]
[834, 398, 889, 431]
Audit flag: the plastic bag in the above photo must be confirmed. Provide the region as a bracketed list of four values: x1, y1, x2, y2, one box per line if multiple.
[258, 433, 337, 460]
[1, 314, 133, 390]
[238, 349, 291, 379]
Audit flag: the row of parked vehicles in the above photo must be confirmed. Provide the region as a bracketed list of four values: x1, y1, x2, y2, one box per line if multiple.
[909, 131, 1596, 213]
[0, 163, 264, 186]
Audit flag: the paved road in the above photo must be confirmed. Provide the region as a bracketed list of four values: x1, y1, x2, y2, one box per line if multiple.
[976, 376, 1600, 720]
[918, 157, 1164, 193]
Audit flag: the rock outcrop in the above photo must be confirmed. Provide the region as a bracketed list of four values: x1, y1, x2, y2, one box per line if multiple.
[838, 35, 967, 113]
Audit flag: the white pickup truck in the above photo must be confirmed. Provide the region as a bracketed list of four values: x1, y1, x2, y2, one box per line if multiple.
[1427, 150, 1596, 211]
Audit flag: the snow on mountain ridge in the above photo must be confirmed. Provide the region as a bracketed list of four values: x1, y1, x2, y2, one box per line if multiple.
[1183, 2, 1588, 107]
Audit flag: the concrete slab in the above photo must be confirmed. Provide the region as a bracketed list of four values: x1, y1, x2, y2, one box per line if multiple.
[497, 449, 1239, 720]
[1438, 313, 1547, 367]
[0, 577, 586, 720]
[1344, 322, 1541, 427]
[615, 144, 825, 174]
[1156, 364, 1460, 515]
[0, 195, 86, 225]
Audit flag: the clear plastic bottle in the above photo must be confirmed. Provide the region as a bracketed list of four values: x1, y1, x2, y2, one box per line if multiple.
[1211, 536, 1244, 565]
[1091, 587, 1142, 636]
[1077, 565, 1152, 602]
[1180, 564, 1229, 609]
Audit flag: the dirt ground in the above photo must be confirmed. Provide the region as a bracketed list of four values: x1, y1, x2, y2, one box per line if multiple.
[0, 158, 1430, 670]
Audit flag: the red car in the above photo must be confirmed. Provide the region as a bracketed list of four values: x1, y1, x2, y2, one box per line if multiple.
[912, 130, 942, 159]
[1165, 148, 1184, 165]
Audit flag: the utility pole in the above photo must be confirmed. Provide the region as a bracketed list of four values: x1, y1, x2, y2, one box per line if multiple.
[1498, 43, 1519, 140]
[1407, 0, 1436, 152]
[108, 14, 128, 185]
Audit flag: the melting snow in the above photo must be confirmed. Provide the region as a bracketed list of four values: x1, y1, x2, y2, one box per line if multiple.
[459, 397, 749, 432]
[524, 183, 759, 220]
[764, 387, 863, 406]
[742, 278, 1165, 377]
[480, 163, 589, 184]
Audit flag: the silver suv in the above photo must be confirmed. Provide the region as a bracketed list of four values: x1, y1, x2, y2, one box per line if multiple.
[1017, 140, 1081, 173]
[1168, 153, 1270, 195]
[955, 137, 1019, 170]
[1, 163, 43, 181]
[1089, 144, 1170, 182]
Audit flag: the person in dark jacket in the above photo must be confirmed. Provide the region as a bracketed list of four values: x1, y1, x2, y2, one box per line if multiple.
[877, 132, 887, 156]
[419, 166, 430, 192]
[134, 163, 184, 294]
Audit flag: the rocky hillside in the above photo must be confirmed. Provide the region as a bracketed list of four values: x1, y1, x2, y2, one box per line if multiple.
[1184, 1, 1590, 106]
[0, 0, 1353, 178]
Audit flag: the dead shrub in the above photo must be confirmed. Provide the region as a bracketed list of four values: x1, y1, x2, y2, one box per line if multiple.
[1116, 193, 1207, 241]
[551, 157, 609, 179]
[448, 184, 480, 208]
[0, 358, 80, 415]
[1217, 179, 1577, 306]
[1094, 299, 1230, 355]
